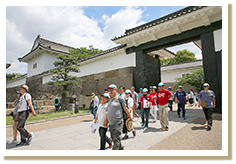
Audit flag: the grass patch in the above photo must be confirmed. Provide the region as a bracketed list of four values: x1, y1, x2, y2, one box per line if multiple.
[6, 108, 90, 126]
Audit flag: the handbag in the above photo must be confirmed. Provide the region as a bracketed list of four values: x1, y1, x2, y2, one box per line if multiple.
[201, 91, 209, 107]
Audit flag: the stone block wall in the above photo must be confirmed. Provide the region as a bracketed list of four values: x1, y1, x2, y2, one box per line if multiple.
[6, 67, 134, 109]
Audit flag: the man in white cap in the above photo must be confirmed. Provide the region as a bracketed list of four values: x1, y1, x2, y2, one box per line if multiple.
[16, 84, 37, 146]
[198, 83, 216, 131]
[106, 84, 133, 150]
[157, 82, 173, 131]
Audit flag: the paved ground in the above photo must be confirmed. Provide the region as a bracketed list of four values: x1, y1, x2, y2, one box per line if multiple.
[6, 104, 222, 150]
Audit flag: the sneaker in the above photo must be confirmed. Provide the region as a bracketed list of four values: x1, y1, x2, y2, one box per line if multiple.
[132, 130, 136, 137]
[16, 142, 26, 147]
[165, 127, 169, 131]
[178, 115, 181, 118]
[183, 117, 186, 120]
[26, 133, 34, 144]
[8, 140, 17, 144]
[153, 120, 156, 123]
[207, 125, 211, 131]
[122, 134, 129, 140]
[143, 126, 148, 129]
[141, 123, 145, 127]
[108, 139, 112, 148]
[160, 127, 165, 130]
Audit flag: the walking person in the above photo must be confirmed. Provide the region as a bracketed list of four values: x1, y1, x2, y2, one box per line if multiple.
[15, 85, 37, 146]
[150, 86, 158, 122]
[198, 83, 216, 131]
[90, 93, 99, 120]
[157, 82, 173, 131]
[175, 86, 187, 120]
[8, 91, 22, 144]
[119, 86, 126, 99]
[106, 84, 133, 150]
[122, 89, 136, 139]
[140, 88, 153, 129]
[94, 93, 112, 150]
[189, 89, 194, 106]
[168, 87, 174, 112]
[130, 86, 139, 119]
[138, 88, 143, 110]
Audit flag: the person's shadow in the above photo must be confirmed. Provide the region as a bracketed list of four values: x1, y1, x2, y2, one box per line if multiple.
[6, 142, 30, 150]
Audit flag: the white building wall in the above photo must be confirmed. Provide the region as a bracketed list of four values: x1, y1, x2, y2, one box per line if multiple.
[27, 54, 45, 77]
[43, 53, 58, 72]
[161, 67, 201, 83]
[6, 77, 26, 88]
[213, 29, 222, 52]
[70, 52, 136, 78]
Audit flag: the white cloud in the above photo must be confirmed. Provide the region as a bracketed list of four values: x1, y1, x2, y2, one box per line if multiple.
[6, 6, 145, 74]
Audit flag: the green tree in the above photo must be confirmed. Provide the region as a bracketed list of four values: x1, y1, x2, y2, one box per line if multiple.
[47, 46, 103, 110]
[7, 73, 22, 81]
[173, 68, 204, 92]
[161, 49, 197, 66]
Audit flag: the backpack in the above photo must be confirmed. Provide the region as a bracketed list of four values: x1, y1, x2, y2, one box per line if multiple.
[24, 93, 35, 112]
[90, 100, 94, 110]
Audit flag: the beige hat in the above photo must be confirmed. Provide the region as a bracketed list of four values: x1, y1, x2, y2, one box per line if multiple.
[125, 118, 135, 132]
[91, 93, 96, 98]
[21, 84, 29, 91]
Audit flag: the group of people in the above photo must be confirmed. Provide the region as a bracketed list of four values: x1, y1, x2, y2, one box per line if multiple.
[8, 82, 216, 150]
[90, 82, 216, 150]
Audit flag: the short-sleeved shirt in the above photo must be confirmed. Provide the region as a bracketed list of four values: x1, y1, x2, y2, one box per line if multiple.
[168, 91, 174, 100]
[149, 92, 157, 105]
[138, 93, 143, 102]
[54, 97, 60, 106]
[158, 89, 171, 105]
[175, 91, 186, 104]
[125, 97, 134, 118]
[199, 90, 216, 108]
[131, 91, 138, 104]
[13, 98, 20, 115]
[18, 93, 32, 112]
[92, 96, 99, 107]
[97, 102, 108, 128]
[107, 94, 126, 125]
[140, 94, 153, 109]
[119, 93, 126, 99]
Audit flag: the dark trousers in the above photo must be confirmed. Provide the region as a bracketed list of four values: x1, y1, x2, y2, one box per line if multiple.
[177, 103, 186, 117]
[203, 108, 213, 126]
[17, 110, 31, 142]
[98, 127, 111, 150]
[109, 122, 124, 150]
[141, 108, 150, 127]
[168, 100, 173, 111]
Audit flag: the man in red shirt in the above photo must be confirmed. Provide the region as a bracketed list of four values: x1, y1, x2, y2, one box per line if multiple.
[140, 88, 153, 129]
[158, 82, 173, 131]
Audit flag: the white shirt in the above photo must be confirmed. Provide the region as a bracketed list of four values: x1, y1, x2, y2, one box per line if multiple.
[97, 103, 108, 128]
[18, 93, 32, 112]
[92, 96, 99, 107]
[119, 93, 126, 99]
[189, 91, 194, 98]
[125, 97, 134, 118]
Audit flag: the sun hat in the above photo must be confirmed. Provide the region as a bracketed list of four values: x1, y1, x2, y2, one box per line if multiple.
[16, 90, 21, 94]
[21, 84, 29, 91]
[91, 93, 96, 98]
[158, 82, 164, 86]
[125, 118, 135, 132]
[101, 93, 109, 98]
[178, 86, 182, 88]
[143, 88, 148, 93]
[125, 89, 131, 94]
[107, 84, 117, 90]
[203, 83, 209, 87]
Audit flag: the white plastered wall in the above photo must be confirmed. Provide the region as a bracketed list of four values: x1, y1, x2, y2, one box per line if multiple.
[213, 29, 222, 52]
[6, 77, 26, 88]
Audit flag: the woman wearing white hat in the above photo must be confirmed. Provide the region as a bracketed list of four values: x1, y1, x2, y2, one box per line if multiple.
[198, 83, 216, 131]
[122, 89, 136, 139]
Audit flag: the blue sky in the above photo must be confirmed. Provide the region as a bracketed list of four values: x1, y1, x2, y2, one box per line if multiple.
[6, 6, 201, 74]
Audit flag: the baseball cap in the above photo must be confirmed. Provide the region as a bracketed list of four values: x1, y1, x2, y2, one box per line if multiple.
[143, 88, 148, 93]
[178, 86, 182, 88]
[16, 91, 21, 94]
[101, 93, 109, 98]
[158, 82, 164, 87]
[107, 84, 117, 90]
[125, 89, 131, 94]
[153, 86, 157, 89]
[168, 87, 172, 90]
[139, 88, 142, 90]
[149, 86, 153, 89]
[203, 83, 209, 87]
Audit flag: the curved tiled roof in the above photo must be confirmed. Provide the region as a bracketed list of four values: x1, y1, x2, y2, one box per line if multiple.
[111, 6, 206, 41]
